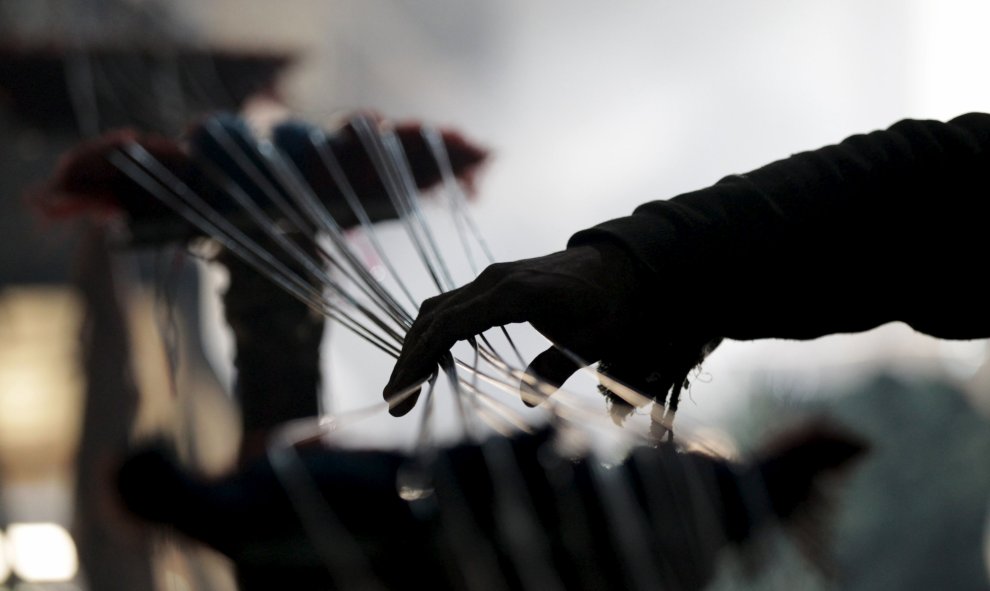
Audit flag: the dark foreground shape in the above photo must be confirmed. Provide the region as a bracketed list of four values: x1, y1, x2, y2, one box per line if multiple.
[119, 423, 865, 590]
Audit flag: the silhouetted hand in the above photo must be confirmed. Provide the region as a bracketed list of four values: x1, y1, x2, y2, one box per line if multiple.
[384, 243, 690, 416]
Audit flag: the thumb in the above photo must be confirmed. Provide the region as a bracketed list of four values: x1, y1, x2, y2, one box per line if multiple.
[521, 346, 584, 407]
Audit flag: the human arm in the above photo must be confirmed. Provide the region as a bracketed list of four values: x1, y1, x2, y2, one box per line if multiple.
[576, 112, 990, 341]
[385, 114, 990, 414]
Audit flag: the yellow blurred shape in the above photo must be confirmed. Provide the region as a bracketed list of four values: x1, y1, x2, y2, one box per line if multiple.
[6, 523, 78, 582]
[126, 290, 178, 437]
[0, 288, 84, 480]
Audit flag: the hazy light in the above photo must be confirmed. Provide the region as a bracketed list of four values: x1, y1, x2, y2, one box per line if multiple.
[0, 288, 84, 480]
[6, 523, 78, 583]
[680, 427, 740, 461]
[0, 530, 9, 583]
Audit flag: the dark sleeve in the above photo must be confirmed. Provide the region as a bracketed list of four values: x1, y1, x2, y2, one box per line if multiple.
[569, 113, 990, 342]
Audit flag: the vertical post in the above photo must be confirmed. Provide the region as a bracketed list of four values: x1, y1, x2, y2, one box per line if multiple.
[218, 234, 325, 462]
[74, 226, 156, 591]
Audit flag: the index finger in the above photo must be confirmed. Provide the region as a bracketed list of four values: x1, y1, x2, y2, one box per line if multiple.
[383, 277, 531, 408]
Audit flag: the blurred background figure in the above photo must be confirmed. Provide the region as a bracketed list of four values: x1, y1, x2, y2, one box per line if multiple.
[1, 1, 989, 589]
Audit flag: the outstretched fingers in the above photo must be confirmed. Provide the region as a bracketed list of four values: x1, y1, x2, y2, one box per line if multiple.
[384, 277, 529, 414]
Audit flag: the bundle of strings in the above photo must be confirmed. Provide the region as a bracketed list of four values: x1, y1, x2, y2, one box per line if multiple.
[35, 112, 867, 590]
[32, 110, 687, 437]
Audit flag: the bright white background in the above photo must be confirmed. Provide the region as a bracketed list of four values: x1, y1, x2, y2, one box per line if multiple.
[187, 0, 990, 444]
